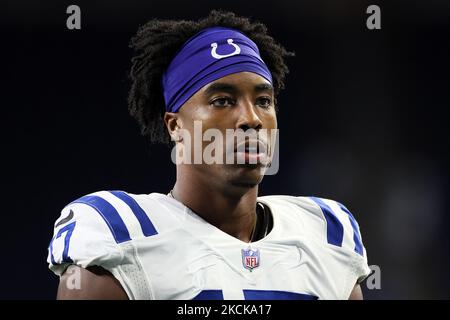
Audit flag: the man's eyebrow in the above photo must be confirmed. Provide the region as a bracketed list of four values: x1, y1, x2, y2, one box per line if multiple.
[203, 82, 274, 96]
[204, 83, 237, 96]
[254, 83, 274, 93]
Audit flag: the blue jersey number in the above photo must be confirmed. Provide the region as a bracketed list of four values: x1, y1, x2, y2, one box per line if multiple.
[49, 221, 77, 264]
[193, 289, 317, 300]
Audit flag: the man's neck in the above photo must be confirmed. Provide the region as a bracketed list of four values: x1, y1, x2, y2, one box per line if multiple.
[172, 167, 258, 243]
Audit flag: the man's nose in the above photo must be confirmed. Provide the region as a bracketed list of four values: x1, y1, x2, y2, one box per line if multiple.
[235, 100, 263, 131]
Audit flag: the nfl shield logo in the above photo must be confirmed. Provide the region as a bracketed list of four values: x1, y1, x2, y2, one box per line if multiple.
[241, 247, 260, 271]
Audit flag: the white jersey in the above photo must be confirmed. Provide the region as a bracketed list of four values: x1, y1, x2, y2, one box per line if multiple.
[47, 191, 371, 300]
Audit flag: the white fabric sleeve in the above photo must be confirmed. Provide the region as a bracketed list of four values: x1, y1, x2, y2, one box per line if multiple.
[47, 203, 124, 276]
[330, 200, 372, 284]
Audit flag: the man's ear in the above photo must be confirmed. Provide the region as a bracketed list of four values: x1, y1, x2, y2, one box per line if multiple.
[164, 112, 181, 141]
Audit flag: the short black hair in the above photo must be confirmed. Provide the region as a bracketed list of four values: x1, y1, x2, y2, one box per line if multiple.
[128, 10, 293, 145]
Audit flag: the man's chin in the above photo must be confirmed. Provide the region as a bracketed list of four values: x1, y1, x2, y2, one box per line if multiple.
[227, 166, 265, 189]
[229, 180, 260, 189]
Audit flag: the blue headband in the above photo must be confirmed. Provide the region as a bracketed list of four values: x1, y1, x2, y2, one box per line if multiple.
[162, 27, 273, 113]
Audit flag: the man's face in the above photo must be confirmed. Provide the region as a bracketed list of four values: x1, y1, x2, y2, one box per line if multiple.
[170, 71, 277, 189]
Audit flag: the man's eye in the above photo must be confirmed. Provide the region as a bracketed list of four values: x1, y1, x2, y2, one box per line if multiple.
[211, 97, 234, 107]
[256, 97, 272, 108]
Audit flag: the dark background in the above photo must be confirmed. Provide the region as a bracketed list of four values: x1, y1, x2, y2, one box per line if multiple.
[2, 0, 449, 299]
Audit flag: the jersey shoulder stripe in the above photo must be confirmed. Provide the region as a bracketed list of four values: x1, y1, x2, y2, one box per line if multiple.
[337, 202, 364, 256]
[71, 194, 132, 244]
[110, 190, 158, 237]
[309, 196, 344, 247]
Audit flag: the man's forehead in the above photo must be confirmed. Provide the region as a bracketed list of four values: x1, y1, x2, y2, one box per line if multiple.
[202, 73, 274, 94]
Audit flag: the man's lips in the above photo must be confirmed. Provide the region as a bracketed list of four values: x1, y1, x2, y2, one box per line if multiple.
[233, 139, 268, 155]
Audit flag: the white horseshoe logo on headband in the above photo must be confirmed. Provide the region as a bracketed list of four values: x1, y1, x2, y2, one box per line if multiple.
[210, 39, 241, 59]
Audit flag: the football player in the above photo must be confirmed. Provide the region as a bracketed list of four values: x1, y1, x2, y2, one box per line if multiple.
[48, 10, 370, 300]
